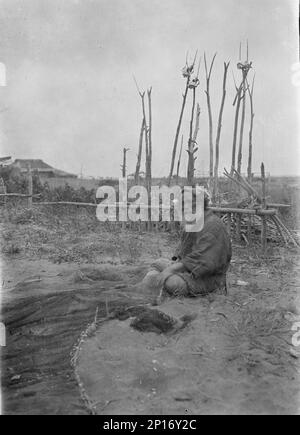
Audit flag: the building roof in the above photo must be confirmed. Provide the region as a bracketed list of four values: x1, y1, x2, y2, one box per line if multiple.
[14, 159, 54, 170]
[12, 159, 77, 177]
[0, 156, 13, 167]
[0, 156, 12, 162]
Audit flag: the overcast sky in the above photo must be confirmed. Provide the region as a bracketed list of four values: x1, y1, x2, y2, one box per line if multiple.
[0, 0, 299, 177]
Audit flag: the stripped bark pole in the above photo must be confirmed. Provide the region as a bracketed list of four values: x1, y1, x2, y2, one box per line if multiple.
[0, 193, 41, 198]
[231, 48, 252, 177]
[261, 162, 267, 252]
[187, 58, 201, 185]
[192, 103, 201, 143]
[273, 215, 300, 247]
[187, 86, 196, 185]
[121, 147, 130, 178]
[247, 215, 252, 244]
[231, 83, 242, 175]
[147, 87, 153, 192]
[224, 168, 261, 201]
[271, 215, 288, 246]
[138, 92, 150, 190]
[27, 164, 33, 209]
[247, 76, 255, 182]
[133, 76, 150, 189]
[204, 52, 217, 187]
[168, 76, 190, 185]
[168, 52, 198, 185]
[3, 183, 7, 212]
[176, 135, 184, 182]
[236, 214, 242, 241]
[135, 118, 145, 184]
[190, 103, 201, 183]
[213, 61, 230, 201]
[236, 47, 252, 175]
[237, 75, 247, 174]
[226, 212, 231, 235]
[0, 177, 7, 213]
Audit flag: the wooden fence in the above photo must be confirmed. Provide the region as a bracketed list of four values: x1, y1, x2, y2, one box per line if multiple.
[0, 167, 298, 251]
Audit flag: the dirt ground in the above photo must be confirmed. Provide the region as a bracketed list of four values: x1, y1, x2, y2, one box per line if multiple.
[1, 207, 300, 415]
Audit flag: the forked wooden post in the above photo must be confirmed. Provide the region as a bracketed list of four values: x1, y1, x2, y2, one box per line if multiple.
[168, 51, 198, 185]
[176, 135, 183, 183]
[213, 61, 230, 201]
[247, 215, 252, 244]
[27, 164, 33, 209]
[121, 147, 130, 178]
[3, 183, 7, 212]
[226, 212, 231, 235]
[204, 52, 217, 185]
[0, 177, 7, 213]
[261, 162, 267, 251]
[236, 214, 241, 240]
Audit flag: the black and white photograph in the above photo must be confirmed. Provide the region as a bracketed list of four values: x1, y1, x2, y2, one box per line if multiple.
[0, 0, 299, 417]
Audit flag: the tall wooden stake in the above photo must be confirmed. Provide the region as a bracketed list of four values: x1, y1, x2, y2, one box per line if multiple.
[204, 52, 217, 188]
[237, 72, 247, 174]
[146, 87, 153, 192]
[187, 87, 196, 185]
[135, 118, 145, 184]
[261, 162, 267, 252]
[176, 135, 183, 182]
[192, 103, 201, 144]
[27, 164, 33, 209]
[231, 82, 242, 175]
[121, 147, 130, 178]
[168, 52, 198, 185]
[213, 61, 230, 201]
[247, 76, 255, 182]
[168, 76, 190, 185]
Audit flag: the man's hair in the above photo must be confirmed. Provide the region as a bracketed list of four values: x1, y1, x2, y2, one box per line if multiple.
[181, 185, 210, 212]
[204, 192, 210, 210]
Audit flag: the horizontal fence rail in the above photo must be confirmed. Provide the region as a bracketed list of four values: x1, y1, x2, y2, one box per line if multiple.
[1, 191, 298, 249]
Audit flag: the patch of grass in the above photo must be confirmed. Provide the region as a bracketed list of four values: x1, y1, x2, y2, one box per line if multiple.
[74, 267, 123, 282]
[227, 307, 289, 343]
[10, 209, 33, 225]
[2, 230, 13, 241]
[2, 243, 21, 255]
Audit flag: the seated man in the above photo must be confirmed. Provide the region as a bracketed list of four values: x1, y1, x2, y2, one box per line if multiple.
[143, 191, 232, 298]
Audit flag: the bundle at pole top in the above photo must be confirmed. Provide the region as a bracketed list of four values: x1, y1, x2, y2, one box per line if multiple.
[182, 50, 199, 79]
[237, 40, 252, 73]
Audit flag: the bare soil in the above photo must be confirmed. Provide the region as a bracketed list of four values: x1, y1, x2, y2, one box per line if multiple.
[1, 207, 300, 415]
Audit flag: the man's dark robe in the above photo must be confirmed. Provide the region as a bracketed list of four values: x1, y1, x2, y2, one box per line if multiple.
[173, 210, 232, 295]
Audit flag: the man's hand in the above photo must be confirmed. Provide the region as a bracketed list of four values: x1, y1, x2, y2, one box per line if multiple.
[156, 262, 186, 287]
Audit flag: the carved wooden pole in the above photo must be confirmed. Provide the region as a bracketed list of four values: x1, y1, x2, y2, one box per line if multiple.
[237, 71, 247, 174]
[204, 52, 217, 188]
[168, 52, 198, 185]
[146, 87, 153, 192]
[168, 76, 190, 185]
[187, 86, 196, 185]
[135, 118, 145, 184]
[27, 164, 33, 209]
[231, 82, 242, 175]
[176, 135, 183, 183]
[247, 76, 255, 182]
[121, 147, 130, 178]
[213, 61, 230, 201]
[261, 162, 267, 252]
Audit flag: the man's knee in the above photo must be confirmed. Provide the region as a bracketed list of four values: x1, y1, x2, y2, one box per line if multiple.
[150, 258, 172, 273]
[164, 274, 188, 296]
